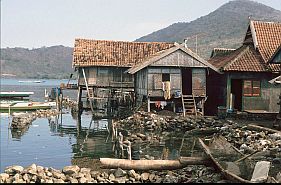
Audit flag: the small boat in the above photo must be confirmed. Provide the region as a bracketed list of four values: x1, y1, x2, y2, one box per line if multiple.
[0, 101, 56, 112]
[0, 91, 34, 98]
[198, 135, 255, 183]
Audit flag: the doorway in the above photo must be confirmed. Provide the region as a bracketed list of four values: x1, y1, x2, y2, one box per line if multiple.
[231, 79, 243, 111]
[182, 68, 192, 95]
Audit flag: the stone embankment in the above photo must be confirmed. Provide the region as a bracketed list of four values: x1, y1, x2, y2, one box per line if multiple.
[0, 164, 226, 183]
[115, 111, 281, 158]
[11, 109, 59, 129]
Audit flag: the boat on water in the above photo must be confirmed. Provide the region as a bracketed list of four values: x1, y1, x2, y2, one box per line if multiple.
[0, 91, 34, 98]
[0, 101, 56, 112]
[18, 80, 46, 83]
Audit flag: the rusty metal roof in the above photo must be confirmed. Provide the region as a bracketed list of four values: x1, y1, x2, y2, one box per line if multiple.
[72, 38, 174, 67]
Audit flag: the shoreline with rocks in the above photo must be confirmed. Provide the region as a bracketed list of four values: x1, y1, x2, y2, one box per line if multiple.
[3, 110, 281, 183]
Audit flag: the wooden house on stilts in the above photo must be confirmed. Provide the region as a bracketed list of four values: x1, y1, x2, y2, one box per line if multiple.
[72, 38, 220, 116]
[72, 39, 174, 115]
[126, 42, 221, 116]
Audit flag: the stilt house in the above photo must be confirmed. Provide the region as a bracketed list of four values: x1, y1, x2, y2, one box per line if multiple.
[126, 42, 220, 116]
[206, 20, 281, 116]
[72, 39, 174, 112]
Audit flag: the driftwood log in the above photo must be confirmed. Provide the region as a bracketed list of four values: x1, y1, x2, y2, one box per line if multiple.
[198, 138, 252, 183]
[100, 157, 210, 170]
[247, 124, 281, 134]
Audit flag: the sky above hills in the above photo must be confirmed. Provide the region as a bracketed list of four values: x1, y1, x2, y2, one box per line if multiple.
[1, 0, 281, 49]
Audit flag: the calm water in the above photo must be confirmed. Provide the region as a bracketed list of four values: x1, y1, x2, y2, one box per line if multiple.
[0, 78, 190, 173]
[0, 78, 114, 172]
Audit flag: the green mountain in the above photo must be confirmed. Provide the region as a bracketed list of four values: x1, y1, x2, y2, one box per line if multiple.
[0, 45, 74, 79]
[136, 0, 281, 59]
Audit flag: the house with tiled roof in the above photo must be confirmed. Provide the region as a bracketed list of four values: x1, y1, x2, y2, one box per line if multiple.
[72, 38, 221, 116]
[72, 38, 174, 112]
[206, 20, 281, 116]
[126, 42, 220, 116]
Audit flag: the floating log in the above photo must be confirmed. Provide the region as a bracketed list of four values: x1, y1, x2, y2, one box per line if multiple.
[247, 124, 281, 134]
[100, 157, 210, 170]
[198, 138, 252, 183]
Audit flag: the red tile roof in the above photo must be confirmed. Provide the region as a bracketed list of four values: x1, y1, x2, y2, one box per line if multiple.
[208, 20, 281, 73]
[252, 21, 281, 63]
[72, 39, 175, 67]
[208, 45, 270, 72]
[224, 46, 269, 72]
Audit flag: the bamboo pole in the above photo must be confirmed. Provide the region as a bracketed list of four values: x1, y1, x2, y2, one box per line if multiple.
[82, 68, 95, 114]
[100, 157, 210, 170]
[234, 150, 258, 163]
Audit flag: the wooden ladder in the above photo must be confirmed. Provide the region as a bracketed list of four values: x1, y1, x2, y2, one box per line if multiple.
[181, 94, 197, 117]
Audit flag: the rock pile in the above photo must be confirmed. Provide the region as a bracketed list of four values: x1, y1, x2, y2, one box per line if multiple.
[0, 164, 225, 183]
[11, 109, 59, 129]
[116, 111, 222, 133]
[11, 113, 36, 129]
[33, 109, 59, 118]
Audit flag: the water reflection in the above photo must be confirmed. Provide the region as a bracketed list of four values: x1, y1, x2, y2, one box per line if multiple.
[10, 126, 30, 140]
[47, 111, 114, 159]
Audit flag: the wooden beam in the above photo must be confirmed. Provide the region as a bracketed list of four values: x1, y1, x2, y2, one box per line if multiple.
[247, 124, 281, 134]
[100, 157, 210, 170]
[82, 68, 95, 114]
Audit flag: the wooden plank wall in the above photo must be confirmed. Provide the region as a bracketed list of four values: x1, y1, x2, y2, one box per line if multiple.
[150, 50, 206, 67]
[78, 66, 133, 87]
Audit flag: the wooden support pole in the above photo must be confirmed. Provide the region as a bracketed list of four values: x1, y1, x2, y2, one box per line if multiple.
[147, 97, 151, 112]
[77, 86, 82, 113]
[82, 68, 95, 114]
[100, 157, 210, 170]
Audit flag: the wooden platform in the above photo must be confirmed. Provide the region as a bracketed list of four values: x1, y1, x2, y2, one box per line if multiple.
[244, 110, 278, 114]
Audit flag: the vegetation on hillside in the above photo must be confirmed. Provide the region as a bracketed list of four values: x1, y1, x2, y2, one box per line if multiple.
[0, 46, 74, 79]
[136, 0, 281, 59]
[1, 0, 281, 79]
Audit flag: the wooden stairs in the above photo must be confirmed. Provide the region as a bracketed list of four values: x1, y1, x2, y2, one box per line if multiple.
[181, 94, 197, 117]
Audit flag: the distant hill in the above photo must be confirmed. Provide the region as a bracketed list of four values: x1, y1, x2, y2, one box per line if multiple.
[2, 0, 281, 79]
[0, 46, 74, 79]
[136, 0, 281, 59]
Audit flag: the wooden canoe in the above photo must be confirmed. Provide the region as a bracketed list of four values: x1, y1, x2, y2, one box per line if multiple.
[198, 136, 254, 183]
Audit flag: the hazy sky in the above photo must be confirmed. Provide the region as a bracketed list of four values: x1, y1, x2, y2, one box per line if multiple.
[1, 0, 281, 48]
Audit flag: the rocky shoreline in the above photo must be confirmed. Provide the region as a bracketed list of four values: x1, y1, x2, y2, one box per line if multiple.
[3, 110, 281, 183]
[0, 163, 226, 183]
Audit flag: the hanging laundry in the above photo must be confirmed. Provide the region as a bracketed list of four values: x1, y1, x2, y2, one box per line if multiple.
[160, 101, 167, 109]
[155, 101, 161, 109]
[163, 81, 171, 100]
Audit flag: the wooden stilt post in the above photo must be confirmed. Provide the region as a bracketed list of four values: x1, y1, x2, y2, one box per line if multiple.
[127, 141, 132, 160]
[82, 68, 95, 114]
[77, 86, 83, 114]
[148, 97, 151, 112]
